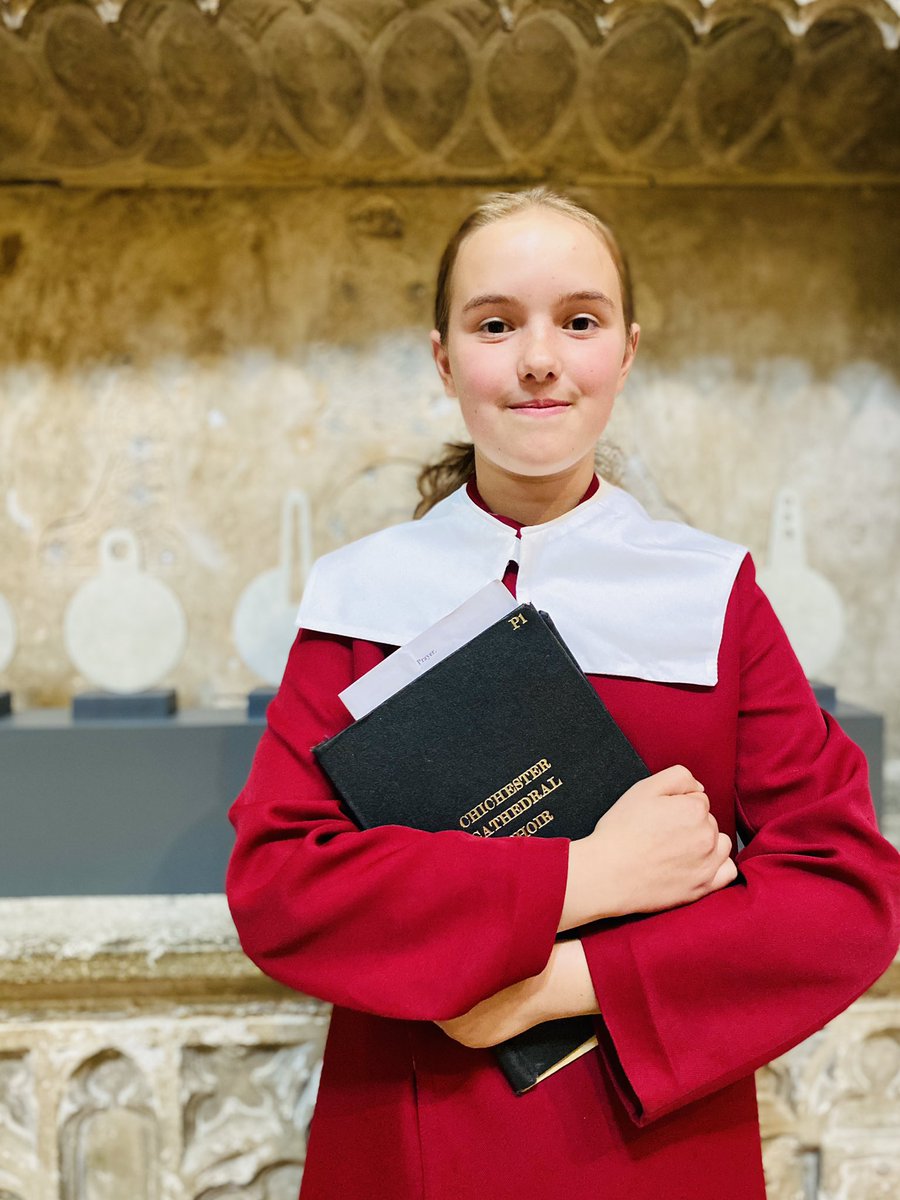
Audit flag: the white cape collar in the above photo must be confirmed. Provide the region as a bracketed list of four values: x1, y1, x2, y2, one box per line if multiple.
[297, 481, 747, 685]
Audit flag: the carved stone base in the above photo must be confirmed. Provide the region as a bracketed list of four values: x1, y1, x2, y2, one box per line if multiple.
[0, 897, 329, 1200]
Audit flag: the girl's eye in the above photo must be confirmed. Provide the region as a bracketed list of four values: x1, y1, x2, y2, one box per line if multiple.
[479, 318, 510, 336]
[566, 314, 599, 332]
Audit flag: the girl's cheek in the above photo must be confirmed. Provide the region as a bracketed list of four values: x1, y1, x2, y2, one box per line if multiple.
[466, 364, 504, 399]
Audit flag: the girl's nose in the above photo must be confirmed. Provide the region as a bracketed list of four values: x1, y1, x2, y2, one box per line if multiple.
[518, 331, 560, 383]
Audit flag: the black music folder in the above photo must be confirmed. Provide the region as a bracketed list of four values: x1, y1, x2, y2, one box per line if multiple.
[314, 602, 647, 1093]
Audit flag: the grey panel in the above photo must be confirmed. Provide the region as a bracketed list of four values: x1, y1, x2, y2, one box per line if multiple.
[1, 708, 264, 896]
[0, 696, 886, 896]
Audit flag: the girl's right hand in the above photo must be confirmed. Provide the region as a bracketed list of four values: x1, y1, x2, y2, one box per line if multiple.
[559, 765, 737, 930]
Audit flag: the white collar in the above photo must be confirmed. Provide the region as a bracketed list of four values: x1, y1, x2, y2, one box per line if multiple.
[297, 481, 746, 685]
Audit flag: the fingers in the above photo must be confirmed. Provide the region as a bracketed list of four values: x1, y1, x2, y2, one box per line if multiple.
[709, 854, 739, 893]
[703, 812, 721, 854]
[705, 834, 737, 895]
[654, 763, 705, 795]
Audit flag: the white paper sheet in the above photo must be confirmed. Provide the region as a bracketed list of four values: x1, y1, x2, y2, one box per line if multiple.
[339, 580, 517, 719]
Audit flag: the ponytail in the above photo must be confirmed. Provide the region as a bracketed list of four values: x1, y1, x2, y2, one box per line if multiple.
[414, 442, 475, 518]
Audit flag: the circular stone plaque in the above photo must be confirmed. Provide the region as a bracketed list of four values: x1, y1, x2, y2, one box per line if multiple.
[64, 529, 187, 694]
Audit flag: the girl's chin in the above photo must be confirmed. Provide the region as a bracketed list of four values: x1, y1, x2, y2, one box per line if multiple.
[475, 451, 596, 481]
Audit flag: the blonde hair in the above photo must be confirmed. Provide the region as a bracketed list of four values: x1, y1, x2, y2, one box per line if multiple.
[417, 188, 634, 517]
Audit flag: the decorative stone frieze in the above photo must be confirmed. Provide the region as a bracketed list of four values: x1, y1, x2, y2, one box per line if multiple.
[0, 0, 898, 187]
[0, 897, 330, 1200]
[0, 897, 897, 1199]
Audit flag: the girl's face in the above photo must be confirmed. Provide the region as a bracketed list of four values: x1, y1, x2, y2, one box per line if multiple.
[431, 208, 638, 487]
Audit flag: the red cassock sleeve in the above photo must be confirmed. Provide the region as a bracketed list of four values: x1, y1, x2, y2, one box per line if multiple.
[583, 555, 900, 1124]
[226, 630, 570, 1021]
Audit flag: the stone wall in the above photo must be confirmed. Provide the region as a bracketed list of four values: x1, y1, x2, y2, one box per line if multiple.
[0, 897, 897, 1200]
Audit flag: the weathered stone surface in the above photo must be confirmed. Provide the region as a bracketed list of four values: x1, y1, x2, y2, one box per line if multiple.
[158, 6, 258, 150]
[181, 1041, 319, 1195]
[798, 13, 900, 174]
[381, 15, 470, 152]
[0, 34, 45, 158]
[592, 10, 691, 153]
[486, 17, 577, 150]
[696, 16, 792, 153]
[270, 14, 365, 151]
[59, 1051, 158, 1200]
[43, 7, 150, 153]
[0, 0, 898, 185]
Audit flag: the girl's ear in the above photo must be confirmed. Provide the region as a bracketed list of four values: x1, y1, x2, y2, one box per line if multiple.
[431, 330, 457, 398]
[616, 323, 640, 394]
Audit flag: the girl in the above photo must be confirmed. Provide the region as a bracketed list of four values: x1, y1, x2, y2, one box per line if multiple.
[227, 189, 900, 1199]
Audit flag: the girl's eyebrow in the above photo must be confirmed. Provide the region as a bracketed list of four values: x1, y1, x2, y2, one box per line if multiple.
[563, 290, 615, 309]
[461, 293, 513, 314]
[461, 290, 614, 314]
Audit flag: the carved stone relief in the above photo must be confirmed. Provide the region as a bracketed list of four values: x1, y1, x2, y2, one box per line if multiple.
[181, 1042, 321, 1195]
[59, 1051, 159, 1200]
[0, 983, 896, 1199]
[749, 1006, 900, 1200]
[0, 1051, 37, 1200]
[0, 0, 898, 185]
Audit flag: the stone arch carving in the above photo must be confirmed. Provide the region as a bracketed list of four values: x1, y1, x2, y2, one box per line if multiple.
[827, 1027, 900, 1130]
[180, 1041, 323, 1195]
[58, 1050, 159, 1200]
[0, 1052, 37, 1200]
[0, 0, 897, 185]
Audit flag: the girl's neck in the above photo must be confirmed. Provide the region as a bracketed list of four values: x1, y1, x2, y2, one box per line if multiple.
[472, 453, 598, 526]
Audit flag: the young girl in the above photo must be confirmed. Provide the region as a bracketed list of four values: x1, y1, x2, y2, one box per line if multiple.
[227, 189, 900, 1200]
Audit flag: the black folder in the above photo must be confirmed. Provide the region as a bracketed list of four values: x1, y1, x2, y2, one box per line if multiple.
[314, 602, 648, 1093]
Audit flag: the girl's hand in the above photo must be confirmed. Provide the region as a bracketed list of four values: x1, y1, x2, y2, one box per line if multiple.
[436, 973, 541, 1048]
[560, 764, 737, 930]
[436, 942, 599, 1049]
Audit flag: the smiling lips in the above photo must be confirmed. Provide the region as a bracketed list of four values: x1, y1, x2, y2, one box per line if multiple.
[509, 398, 571, 412]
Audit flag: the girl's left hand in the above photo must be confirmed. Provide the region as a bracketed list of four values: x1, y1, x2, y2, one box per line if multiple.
[436, 941, 600, 1049]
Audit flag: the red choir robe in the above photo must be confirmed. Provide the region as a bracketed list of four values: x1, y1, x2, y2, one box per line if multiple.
[227, 487, 900, 1200]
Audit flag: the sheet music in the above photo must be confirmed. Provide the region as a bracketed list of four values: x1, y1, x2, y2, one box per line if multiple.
[339, 581, 517, 719]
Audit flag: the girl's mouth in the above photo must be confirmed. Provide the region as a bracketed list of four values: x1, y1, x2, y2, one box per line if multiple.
[509, 398, 571, 413]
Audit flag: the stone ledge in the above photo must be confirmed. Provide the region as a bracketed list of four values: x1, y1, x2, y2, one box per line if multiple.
[0, 894, 240, 962]
[0, 895, 292, 1007]
[1, 0, 899, 187]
